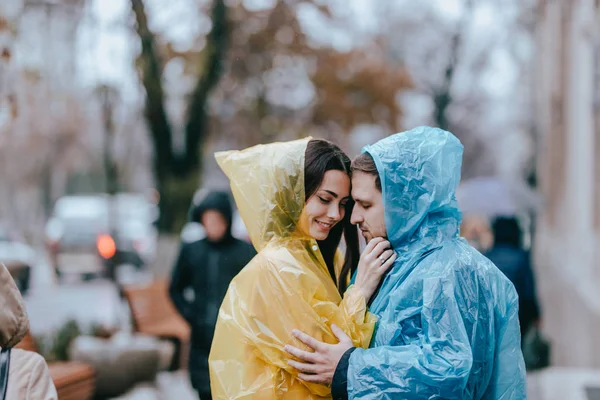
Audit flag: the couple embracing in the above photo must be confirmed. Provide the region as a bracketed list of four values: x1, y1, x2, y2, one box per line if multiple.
[208, 126, 526, 400]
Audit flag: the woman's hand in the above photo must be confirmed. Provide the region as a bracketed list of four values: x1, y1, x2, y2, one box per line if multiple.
[353, 237, 397, 303]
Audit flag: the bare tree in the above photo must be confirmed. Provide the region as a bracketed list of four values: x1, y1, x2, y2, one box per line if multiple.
[379, 0, 536, 179]
[130, 0, 228, 232]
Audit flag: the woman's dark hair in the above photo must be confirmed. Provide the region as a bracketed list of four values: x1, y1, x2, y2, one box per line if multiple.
[305, 139, 359, 295]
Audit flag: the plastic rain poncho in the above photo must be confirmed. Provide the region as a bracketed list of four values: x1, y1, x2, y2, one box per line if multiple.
[209, 138, 376, 400]
[347, 127, 526, 399]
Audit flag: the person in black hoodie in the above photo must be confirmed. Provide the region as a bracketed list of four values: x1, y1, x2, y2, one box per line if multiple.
[485, 216, 541, 336]
[169, 191, 256, 400]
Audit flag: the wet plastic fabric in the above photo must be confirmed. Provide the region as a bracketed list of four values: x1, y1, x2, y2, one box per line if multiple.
[347, 127, 526, 399]
[209, 138, 376, 399]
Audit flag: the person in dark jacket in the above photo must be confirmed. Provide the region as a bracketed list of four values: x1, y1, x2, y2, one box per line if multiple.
[169, 191, 256, 400]
[485, 216, 541, 335]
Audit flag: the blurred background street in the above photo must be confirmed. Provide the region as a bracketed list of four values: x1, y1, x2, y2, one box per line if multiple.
[1, 0, 599, 398]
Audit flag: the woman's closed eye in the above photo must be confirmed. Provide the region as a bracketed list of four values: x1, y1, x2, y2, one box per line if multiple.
[318, 196, 331, 204]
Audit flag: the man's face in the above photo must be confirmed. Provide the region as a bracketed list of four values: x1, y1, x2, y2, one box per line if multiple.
[350, 171, 387, 242]
[201, 210, 228, 242]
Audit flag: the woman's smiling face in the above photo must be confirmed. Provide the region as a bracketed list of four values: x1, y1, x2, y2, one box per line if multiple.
[299, 170, 350, 240]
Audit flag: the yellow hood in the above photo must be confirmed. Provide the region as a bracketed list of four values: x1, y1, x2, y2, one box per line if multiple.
[215, 138, 309, 252]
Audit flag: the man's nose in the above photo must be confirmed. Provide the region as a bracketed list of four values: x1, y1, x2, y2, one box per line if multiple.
[350, 208, 362, 225]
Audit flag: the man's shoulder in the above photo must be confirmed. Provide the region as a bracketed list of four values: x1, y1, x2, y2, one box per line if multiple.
[416, 240, 499, 279]
[181, 238, 208, 249]
[434, 240, 519, 297]
[232, 238, 256, 252]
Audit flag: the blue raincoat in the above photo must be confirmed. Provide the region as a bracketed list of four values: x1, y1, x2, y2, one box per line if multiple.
[347, 127, 526, 399]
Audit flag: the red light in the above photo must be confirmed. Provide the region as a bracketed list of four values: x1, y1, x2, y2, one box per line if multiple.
[97, 234, 116, 259]
[48, 240, 59, 253]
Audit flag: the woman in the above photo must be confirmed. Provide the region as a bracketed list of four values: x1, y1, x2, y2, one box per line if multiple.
[209, 138, 395, 399]
[0, 263, 57, 400]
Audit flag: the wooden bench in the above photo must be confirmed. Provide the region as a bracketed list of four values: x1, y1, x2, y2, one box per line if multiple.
[16, 332, 95, 400]
[122, 280, 190, 369]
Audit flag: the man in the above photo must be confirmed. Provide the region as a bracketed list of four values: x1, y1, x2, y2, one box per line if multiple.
[285, 127, 526, 399]
[169, 190, 256, 400]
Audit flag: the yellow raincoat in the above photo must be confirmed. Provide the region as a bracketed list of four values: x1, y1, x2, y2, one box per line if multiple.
[209, 138, 376, 399]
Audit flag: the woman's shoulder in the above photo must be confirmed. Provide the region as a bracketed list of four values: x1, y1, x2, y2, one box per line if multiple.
[229, 245, 312, 301]
[8, 349, 57, 400]
[239, 242, 313, 279]
[10, 348, 46, 370]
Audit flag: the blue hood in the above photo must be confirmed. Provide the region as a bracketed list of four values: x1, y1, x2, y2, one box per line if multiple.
[363, 126, 463, 251]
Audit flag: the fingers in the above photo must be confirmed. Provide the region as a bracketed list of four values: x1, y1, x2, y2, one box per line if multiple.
[331, 324, 352, 344]
[380, 252, 397, 272]
[288, 359, 320, 374]
[363, 237, 384, 253]
[377, 249, 394, 264]
[298, 373, 328, 384]
[284, 344, 319, 363]
[371, 240, 391, 258]
[292, 330, 325, 352]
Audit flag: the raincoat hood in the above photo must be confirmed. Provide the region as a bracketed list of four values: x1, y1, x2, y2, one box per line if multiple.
[215, 138, 308, 252]
[0, 263, 29, 348]
[190, 190, 235, 243]
[191, 190, 233, 225]
[363, 125, 463, 251]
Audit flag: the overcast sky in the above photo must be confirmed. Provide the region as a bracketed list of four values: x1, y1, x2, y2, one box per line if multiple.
[77, 0, 382, 93]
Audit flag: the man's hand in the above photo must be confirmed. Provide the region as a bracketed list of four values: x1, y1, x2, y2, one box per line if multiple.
[284, 324, 354, 386]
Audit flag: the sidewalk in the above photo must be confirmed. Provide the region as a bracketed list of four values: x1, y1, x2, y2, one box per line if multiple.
[111, 371, 197, 399]
[116, 369, 600, 400]
[528, 368, 600, 400]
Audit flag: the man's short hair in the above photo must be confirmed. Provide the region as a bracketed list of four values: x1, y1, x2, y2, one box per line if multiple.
[351, 153, 381, 192]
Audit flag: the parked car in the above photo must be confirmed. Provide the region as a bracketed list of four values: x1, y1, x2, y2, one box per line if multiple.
[0, 226, 35, 293]
[45, 193, 159, 279]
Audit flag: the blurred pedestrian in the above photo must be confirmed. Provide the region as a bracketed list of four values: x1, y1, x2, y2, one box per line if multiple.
[485, 216, 541, 335]
[0, 263, 57, 400]
[460, 215, 493, 252]
[169, 191, 256, 400]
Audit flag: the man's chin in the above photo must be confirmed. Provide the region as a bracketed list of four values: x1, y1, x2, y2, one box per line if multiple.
[364, 233, 387, 243]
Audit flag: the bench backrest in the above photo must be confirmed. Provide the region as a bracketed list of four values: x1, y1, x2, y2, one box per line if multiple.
[122, 280, 181, 332]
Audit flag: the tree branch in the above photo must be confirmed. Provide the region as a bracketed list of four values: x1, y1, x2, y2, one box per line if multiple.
[182, 0, 228, 173]
[130, 0, 173, 178]
[433, 0, 476, 130]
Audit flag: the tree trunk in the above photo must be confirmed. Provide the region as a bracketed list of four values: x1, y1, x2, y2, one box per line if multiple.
[158, 168, 201, 232]
[131, 0, 228, 233]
